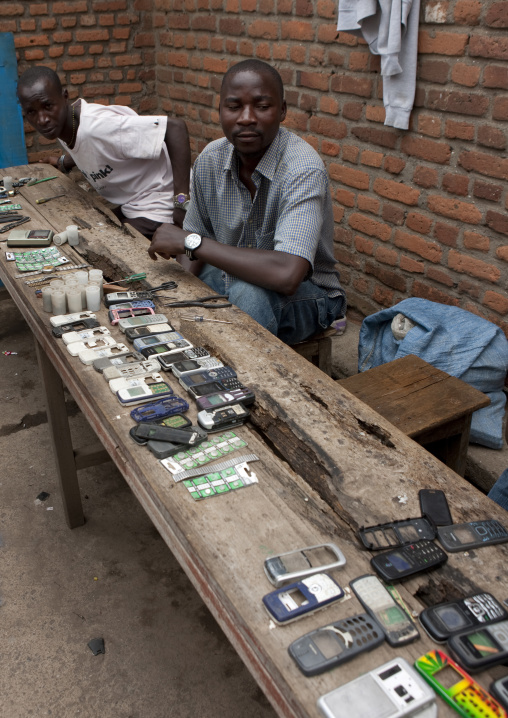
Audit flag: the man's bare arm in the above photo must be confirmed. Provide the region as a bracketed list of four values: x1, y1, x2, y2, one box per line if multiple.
[148, 224, 310, 295]
[163, 118, 191, 229]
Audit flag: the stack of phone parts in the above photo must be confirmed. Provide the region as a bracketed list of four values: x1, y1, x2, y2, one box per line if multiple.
[419, 592, 508, 644]
[317, 657, 437, 718]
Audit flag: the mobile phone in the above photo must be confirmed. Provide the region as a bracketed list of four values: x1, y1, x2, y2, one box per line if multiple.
[7, 228, 54, 246]
[414, 649, 506, 717]
[129, 414, 192, 445]
[171, 357, 223, 378]
[103, 357, 161, 381]
[370, 540, 447, 583]
[288, 613, 385, 676]
[93, 350, 144, 373]
[109, 372, 166, 395]
[66, 334, 119, 357]
[491, 676, 508, 711]
[140, 340, 195, 359]
[448, 619, 508, 673]
[133, 422, 206, 446]
[104, 291, 155, 307]
[79, 342, 130, 366]
[189, 378, 247, 399]
[419, 593, 508, 643]
[117, 378, 174, 405]
[318, 657, 437, 718]
[117, 313, 169, 332]
[108, 301, 156, 322]
[197, 403, 250, 432]
[130, 396, 190, 423]
[124, 323, 173, 341]
[263, 544, 346, 588]
[196, 387, 255, 410]
[133, 331, 192, 353]
[358, 517, 436, 551]
[350, 575, 419, 646]
[419, 489, 453, 527]
[50, 311, 97, 327]
[437, 520, 508, 552]
[52, 317, 100, 337]
[156, 346, 210, 370]
[262, 573, 344, 625]
[61, 326, 111, 346]
[179, 366, 237, 392]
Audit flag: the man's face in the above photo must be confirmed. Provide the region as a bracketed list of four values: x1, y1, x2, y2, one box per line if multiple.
[219, 70, 287, 162]
[18, 78, 68, 141]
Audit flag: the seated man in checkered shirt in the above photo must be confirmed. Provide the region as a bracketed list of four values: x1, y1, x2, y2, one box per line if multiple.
[149, 59, 346, 344]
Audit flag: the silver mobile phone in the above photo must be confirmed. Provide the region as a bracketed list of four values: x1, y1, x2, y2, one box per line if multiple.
[264, 544, 346, 588]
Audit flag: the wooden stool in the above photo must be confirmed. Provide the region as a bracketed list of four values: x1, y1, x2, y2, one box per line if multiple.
[337, 354, 491, 476]
[291, 327, 336, 376]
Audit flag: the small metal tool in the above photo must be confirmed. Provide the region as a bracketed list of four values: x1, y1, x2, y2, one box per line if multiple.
[180, 315, 233, 324]
[0, 217, 31, 235]
[27, 176, 58, 186]
[35, 193, 66, 204]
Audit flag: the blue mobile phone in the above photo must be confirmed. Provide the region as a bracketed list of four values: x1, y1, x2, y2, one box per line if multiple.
[262, 573, 344, 625]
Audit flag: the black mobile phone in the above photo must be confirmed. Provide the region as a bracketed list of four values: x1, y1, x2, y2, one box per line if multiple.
[419, 593, 508, 643]
[370, 540, 447, 583]
[288, 612, 384, 676]
[419, 489, 452, 527]
[349, 574, 419, 647]
[491, 676, 508, 711]
[358, 517, 436, 551]
[437, 520, 508, 552]
[448, 619, 508, 673]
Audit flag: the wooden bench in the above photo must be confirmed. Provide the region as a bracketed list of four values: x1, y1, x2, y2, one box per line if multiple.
[337, 354, 491, 477]
[291, 327, 336, 375]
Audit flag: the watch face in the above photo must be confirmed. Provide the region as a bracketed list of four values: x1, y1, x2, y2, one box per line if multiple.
[176, 193, 186, 204]
[185, 233, 201, 250]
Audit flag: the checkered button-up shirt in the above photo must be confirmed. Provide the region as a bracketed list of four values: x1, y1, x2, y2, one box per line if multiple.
[183, 127, 344, 297]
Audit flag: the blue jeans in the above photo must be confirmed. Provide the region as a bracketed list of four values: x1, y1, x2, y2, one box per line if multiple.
[198, 264, 346, 345]
[488, 469, 508, 511]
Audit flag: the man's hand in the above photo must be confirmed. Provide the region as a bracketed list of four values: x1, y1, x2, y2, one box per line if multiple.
[37, 155, 59, 167]
[149, 222, 186, 260]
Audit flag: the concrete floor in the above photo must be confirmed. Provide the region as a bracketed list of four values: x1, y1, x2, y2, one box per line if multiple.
[0, 291, 276, 718]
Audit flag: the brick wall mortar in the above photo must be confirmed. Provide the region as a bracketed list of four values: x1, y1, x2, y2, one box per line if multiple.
[9, 0, 156, 160]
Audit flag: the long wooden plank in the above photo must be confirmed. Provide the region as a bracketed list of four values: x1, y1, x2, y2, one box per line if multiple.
[2, 165, 508, 717]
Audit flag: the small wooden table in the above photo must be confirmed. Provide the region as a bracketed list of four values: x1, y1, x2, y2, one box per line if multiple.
[337, 355, 491, 476]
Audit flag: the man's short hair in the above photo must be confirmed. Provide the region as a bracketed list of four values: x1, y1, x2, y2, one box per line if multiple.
[221, 60, 284, 102]
[17, 66, 62, 96]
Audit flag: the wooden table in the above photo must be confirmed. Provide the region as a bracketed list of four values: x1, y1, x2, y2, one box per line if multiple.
[338, 355, 491, 477]
[2, 164, 508, 718]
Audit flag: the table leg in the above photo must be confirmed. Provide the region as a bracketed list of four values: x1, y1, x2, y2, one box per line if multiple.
[34, 338, 85, 528]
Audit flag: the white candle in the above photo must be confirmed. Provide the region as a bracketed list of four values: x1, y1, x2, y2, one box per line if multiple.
[66, 287, 82, 312]
[51, 289, 67, 315]
[66, 225, 79, 246]
[86, 284, 101, 311]
[53, 231, 68, 246]
[49, 279, 65, 291]
[42, 286, 53, 312]
[3, 176, 13, 191]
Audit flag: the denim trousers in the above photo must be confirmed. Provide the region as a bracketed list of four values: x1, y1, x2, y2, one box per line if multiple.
[488, 468, 508, 511]
[198, 264, 345, 345]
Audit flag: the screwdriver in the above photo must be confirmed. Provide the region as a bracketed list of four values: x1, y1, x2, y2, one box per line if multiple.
[36, 193, 66, 204]
[27, 176, 58, 186]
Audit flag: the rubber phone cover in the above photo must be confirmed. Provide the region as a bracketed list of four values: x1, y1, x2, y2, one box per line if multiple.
[414, 649, 507, 718]
[288, 612, 384, 676]
[358, 517, 436, 550]
[130, 397, 190, 423]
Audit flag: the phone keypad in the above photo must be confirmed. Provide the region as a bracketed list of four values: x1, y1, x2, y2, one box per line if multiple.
[465, 593, 506, 622]
[221, 378, 245, 391]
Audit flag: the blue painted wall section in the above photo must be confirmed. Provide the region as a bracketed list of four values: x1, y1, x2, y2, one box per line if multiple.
[0, 32, 28, 170]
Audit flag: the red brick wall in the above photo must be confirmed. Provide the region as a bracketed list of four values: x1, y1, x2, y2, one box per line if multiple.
[3, 0, 155, 160]
[155, 0, 508, 334]
[8, 0, 508, 333]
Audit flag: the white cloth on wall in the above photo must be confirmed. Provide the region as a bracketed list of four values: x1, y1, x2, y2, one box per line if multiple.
[337, 0, 421, 130]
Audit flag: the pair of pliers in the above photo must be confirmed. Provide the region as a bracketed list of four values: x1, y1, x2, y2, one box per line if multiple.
[163, 294, 232, 309]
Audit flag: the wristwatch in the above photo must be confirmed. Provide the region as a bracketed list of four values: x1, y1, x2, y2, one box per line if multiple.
[172, 193, 191, 211]
[184, 233, 202, 261]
